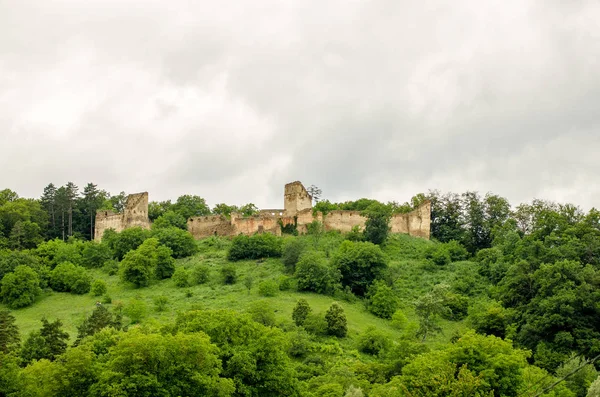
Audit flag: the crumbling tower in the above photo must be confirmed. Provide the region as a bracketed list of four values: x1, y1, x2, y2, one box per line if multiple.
[284, 181, 312, 216]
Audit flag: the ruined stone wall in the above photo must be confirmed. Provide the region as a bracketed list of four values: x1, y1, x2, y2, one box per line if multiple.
[94, 192, 151, 241]
[187, 215, 234, 239]
[232, 215, 282, 236]
[284, 181, 312, 216]
[323, 211, 368, 233]
[94, 211, 124, 240]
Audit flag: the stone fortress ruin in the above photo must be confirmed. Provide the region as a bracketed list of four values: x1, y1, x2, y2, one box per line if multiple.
[95, 181, 431, 241]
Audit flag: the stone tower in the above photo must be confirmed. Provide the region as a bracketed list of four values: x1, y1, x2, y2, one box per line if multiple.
[284, 181, 312, 216]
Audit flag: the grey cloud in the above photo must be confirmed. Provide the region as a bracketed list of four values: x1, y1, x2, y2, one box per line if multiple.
[1, 0, 599, 210]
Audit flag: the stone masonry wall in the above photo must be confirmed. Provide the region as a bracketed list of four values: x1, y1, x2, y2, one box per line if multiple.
[94, 192, 151, 241]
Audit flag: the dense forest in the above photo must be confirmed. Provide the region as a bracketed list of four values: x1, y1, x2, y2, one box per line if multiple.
[1, 183, 600, 396]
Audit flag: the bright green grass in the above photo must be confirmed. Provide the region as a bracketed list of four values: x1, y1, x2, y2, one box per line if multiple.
[4, 234, 475, 349]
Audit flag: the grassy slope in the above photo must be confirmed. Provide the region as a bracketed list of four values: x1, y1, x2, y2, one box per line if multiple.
[5, 233, 475, 351]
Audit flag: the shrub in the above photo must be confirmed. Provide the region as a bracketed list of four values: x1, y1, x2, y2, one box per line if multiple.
[102, 259, 119, 276]
[124, 299, 147, 324]
[279, 276, 294, 291]
[357, 326, 391, 356]
[391, 310, 409, 330]
[366, 281, 398, 319]
[152, 210, 187, 230]
[191, 264, 210, 285]
[152, 227, 197, 258]
[90, 280, 107, 296]
[304, 313, 328, 336]
[468, 300, 512, 338]
[361, 203, 392, 245]
[0, 265, 42, 308]
[248, 300, 276, 327]
[120, 250, 153, 288]
[295, 251, 341, 295]
[102, 295, 112, 304]
[424, 245, 451, 266]
[172, 267, 190, 288]
[154, 295, 169, 312]
[442, 292, 469, 321]
[258, 280, 279, 297]
[81, 241, 113, 268]
[292, 299, 312, 326]
[288, 329, 313, 358]
[227, 233, 282, 261]
[112, 227, 151, 260]
[221, 264, 237, 285]
[331, 241, 387, 296]
[282, 239, 306, 273]
[50, 262, 91, 294]
[325, 302, 347, 337]
[154, 245, 175, 279]
[444, 240, 469, 261]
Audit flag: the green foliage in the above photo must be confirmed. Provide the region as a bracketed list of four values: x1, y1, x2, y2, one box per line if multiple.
[415, 284, 451, 342]
[366, 281, 398, 319]
[556, 354, 598, 397]
[0, 249, 40, 280]
[390, 309, 408, 330]
[227, 233, 282, 261]
[152, 226, 198, 258]
[111, 227, 151, 261]
[91, 329, 233, 396]
[153, 295, 169, 312]
[154, 244, 175, 279]
[357, 326, 391, 356]
[152, 210, 188, 230]
[258, 279, 279, 297]
[75, 305, 122, 345]
[172, 194, 211, 219]
[244, 274, 253, 294]
[172, 266, 190, 287]
[248, 300, 276, 326]
[424, 244, 451, 266]
[101, 259, 119, 275]
[325, 302, 347, 337]
[282, 238, 306, 273]
[441, 291, 469, 321]
[587, 376, 600, 397]
[90, 279, 107, 296]
[124, 299, 147, 324]
[1, 265, 41, 308]
[20, 318, 69, 365]
[0, 309, 20, 354]
[50, 261, 91, 294]
[306, 220, 325, 248]
[468, 300, 512, 338]
[295, 251, 341, 295]
[192, 264, 210, 284]
[221, 263, 237, 284]
[362, 202, 392, 245]
[81, 241, 112, 268]
[332, 240, 387, 296]
[292, 299, 312, 326]
[444, 240, 469, 261]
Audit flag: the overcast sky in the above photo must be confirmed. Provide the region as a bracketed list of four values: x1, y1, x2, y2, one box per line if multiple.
[1, 0, 599, 210]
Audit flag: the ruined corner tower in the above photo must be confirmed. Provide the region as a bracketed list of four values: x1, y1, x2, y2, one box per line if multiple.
[284, 181, 313, 216]
[94, 192, 151, 241]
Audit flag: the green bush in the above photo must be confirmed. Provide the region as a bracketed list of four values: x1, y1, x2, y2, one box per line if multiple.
[468, 300, 512, 338]
[248, 300, 276, 327]
[227, 233, 282, 261]
[111, 227, 151, 261]
[295, 251, 341, 295]
[366, 281, 398, 319]
[154, 295, 169, 312]
[192, 264, 210, 285]
[90, 279, 107, 296]
[258, 280, 279, 297]
[102, 295, 112, 304]
[444, 240, 469, 261]
[124, 299, 147, 324]
[357, 326, 391, 356]
[152, 210, 187, 230]
[119, 250, 153, 288]
[304, 313, 328, 336]
[424, 245, 451, 266]
[152, 227, 198, 259]
[442, 292, 469, 321]
[0, 265, 42, 308]
[50, 262, 91, 294]
[172, 267, 190, 288]
[102, 259, 119, 276]
[325, 302, 347, 337]
[391, 310, 409, 330]
[331, 241, 387, 296]
[292, 299, 312, 326]
[81, 241, 113, 268]
[154, 245, 175, 279]
[278, 276, 294, 291]
[221, 264, 237, 285]
[282, 239, 306, 273]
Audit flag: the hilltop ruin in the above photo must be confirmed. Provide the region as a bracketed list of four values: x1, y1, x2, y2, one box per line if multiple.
[95, 181, 431, 241]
